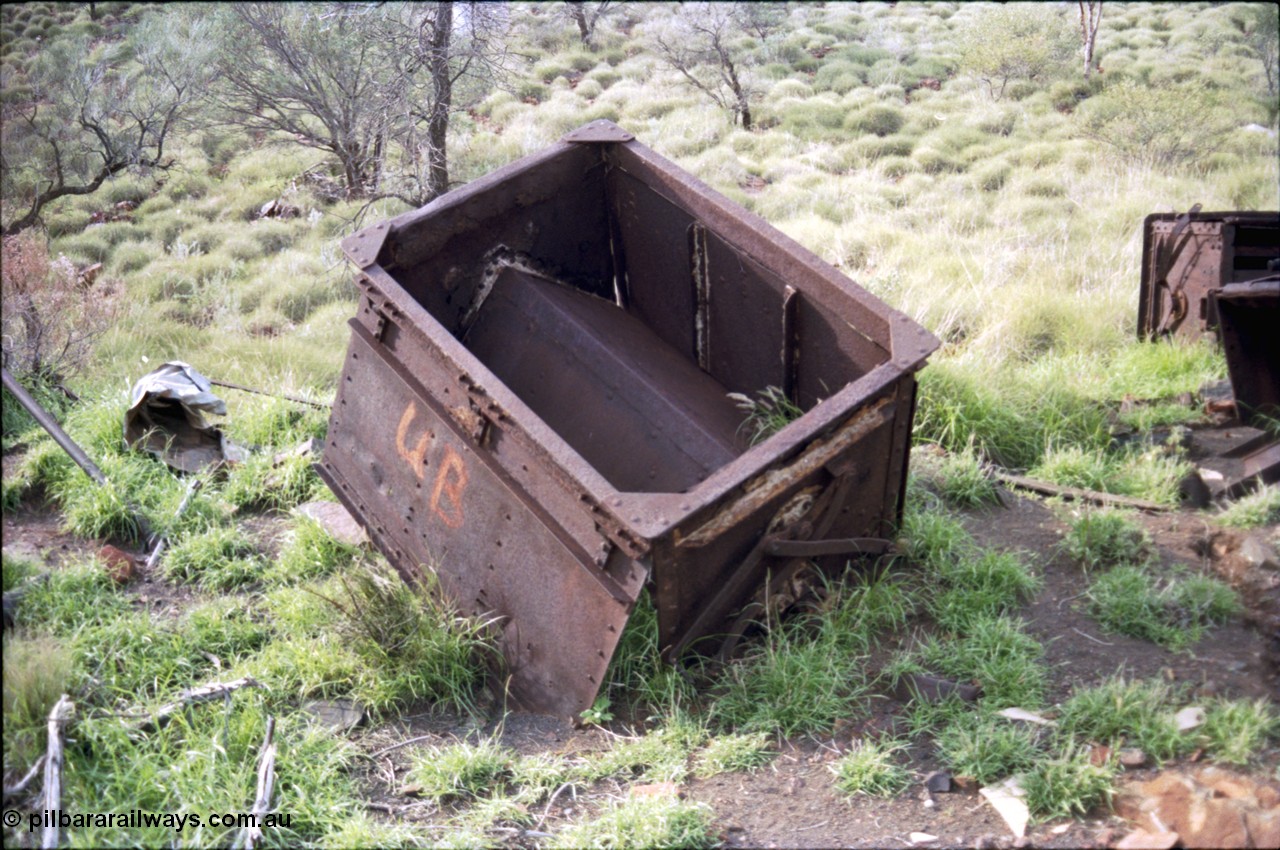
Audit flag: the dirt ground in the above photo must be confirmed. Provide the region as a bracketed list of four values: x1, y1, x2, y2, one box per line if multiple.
[4, 469, 1278, 848]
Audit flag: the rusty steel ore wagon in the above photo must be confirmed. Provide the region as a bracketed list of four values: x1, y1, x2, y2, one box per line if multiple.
[317, 121, 939, 718]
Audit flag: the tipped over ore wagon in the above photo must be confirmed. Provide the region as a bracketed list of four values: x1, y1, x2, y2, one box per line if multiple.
[316, 120, 939, 718]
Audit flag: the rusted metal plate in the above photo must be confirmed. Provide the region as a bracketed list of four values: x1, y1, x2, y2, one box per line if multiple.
[320, 120, 940, 718]
[1138, 209, 1280, 342]
[1213, 279, 1279, 428]
[319, 324, 640, 718]
[463, 267, 744, 493]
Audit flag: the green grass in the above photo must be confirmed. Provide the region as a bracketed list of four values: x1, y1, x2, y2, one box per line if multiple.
[831, 737, 912, 797]
[729, 385, 805, 445]
[1057, 678, 1191, 764]
[1197, 698, 1280, 766]
[267, 515, 363, 585]
[1061, 509, 1152, 570]
[709, 609, 871, 737]
[908, 614, 1048, 709]
[1216, 486, 1280, 529]
[1086, 565, 1240, 650]
[409, 737, 517, 801]
[2, 632, 73, 764]
[1, 550, 38, 591]
[927, 549, 1041, 631]
[162, 525, 264, 590]
[1022, 746, 1118, 820]
[933, 712, 1041, 784]
[550, 796, 717, 850]
[693, 731, 775, 777]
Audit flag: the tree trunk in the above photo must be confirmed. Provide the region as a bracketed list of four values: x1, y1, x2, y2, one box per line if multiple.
[1079, 1, 1103, 79]
[569, 3, 592, 46]
[425, 2, 453, 201]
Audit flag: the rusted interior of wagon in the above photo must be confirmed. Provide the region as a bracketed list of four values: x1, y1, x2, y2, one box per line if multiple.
[371, 140, 892, 496]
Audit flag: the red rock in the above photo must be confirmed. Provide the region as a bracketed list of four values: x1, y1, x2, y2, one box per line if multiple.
[97, 544, 136, 584]
[1245, 809, 1280, 849]
[1115, 829, 1179, 850]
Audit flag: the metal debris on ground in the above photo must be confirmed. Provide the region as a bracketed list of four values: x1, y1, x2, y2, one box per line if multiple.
[317, 119, 938, 718]
[1138, 207, 1279, 343]
[1137, 208, 1280, 505]
[125, 361, 247, 473]
[300, 699, 364, 733]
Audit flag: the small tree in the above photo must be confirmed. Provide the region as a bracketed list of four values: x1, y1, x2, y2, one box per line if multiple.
[1, 231, 119, 386]
[209, 3, 393, 198]
[650, 2, 785, 130]
[565, 1, 611, 48]
[1241, 3, 1279, 98]
[208, 2, 509, 204]
[1077, 79, 1232, 168]
[0, 12, 216, 235]
[956, 4, 1076, 100]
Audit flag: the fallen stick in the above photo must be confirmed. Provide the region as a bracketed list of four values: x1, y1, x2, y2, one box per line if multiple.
[131, 676, 261, 733]
[208, 378, 330, 411]
[994, 472, 1172, 512]
[43, 695, 74, 850]
[236, 716, 277, 850]
[3, 754, 45, 799]
[144, 478, 205, 571]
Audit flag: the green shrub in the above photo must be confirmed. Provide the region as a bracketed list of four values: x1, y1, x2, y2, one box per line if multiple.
[955, 4, 1075, 100]
[515, 79, 548, 102]
[835, 44, 892, 66]
[913, 146, 963, 174]
[1049, 78, 1100, 112]
[108, 240, 159, 275]
[815, 60, 865, 93]
[877, 155, 917, 178]
[53, 230, 112, 265]
[844, 103, 905, 136]
[45, 207, 92, 238]
[1078, 79, 1234, 167]
[972, 161, 1011, 191]
[532, 59, 571, 84]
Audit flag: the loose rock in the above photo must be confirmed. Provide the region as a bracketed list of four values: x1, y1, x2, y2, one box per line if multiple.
[97, 544, 137, 584]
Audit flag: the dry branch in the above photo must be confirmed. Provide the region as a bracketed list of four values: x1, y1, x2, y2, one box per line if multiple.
[3, 754, 45, 799]
[131, 676, 261, 733]
[235, 716, 277, 850]
[144, 478, 205, 571]
[994, 471, 1171, 512]
[42, 695, 73, 850]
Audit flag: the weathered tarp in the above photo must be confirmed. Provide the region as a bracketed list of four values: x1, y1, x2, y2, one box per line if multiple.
[124, 361, 243, 472]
